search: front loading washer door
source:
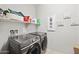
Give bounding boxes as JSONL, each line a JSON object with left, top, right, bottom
{"left": 27, "top": 43, "right": 41, "bottom": 54}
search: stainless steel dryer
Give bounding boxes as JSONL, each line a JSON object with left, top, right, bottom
{"left": 29, "top": 32, "right": 47, "bottom": 54}
{"left": 8, "top": 33, "right": 41, "bottom": 54}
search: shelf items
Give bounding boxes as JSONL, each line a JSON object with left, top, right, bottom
{"left": 0, "top": 8, "right": 41, "bottom": 26}
{"left": 0, "top": 15, "right": 41, "bottom": 27}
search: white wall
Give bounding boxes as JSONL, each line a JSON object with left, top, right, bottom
{"left": 36, "top": 4, "right": 78, "bottom": 53}
{"left": 0, "top": 4, "right": 36, "bottom": 52}
{"left": 74, "top": 5, "right": 79, "bottom": 44}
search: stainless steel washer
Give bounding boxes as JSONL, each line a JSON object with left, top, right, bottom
{"left": 29, "top": 32, "right": 47, "bottom": 54}
{"left": 8, "top": 33, "right": 41, "bottom": 54}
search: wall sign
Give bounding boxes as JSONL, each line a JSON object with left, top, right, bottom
{"left": 48, "top": 16, "right": 56, "bottom": 31}
{"left": 57, "top": 21, "right": 64, "bottom": 27}
{"left": 71, "top": 24, "right": 79, "bottom": 26}
{"left": 58, "top": 24, "right": 64, "bottom": 27}
{"left": 64, "top": 16, "right": 71, "bottom": 20}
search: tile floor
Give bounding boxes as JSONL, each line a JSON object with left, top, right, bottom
{"left": 45, "top": 49, "right": 63, "bottom": 54}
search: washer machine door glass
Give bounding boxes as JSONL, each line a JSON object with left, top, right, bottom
{"left": 27, "top": 43, "right": 41, "bottom": 54}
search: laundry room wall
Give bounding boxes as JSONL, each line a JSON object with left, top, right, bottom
{"left": 0, "top": 4, "right": 36, "bottom": 52}
{"left": 74, "top": 5, "right": 79, "bottom": 46}
{"left": 36, "top": 4, "right": 78, "bottom": 53}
